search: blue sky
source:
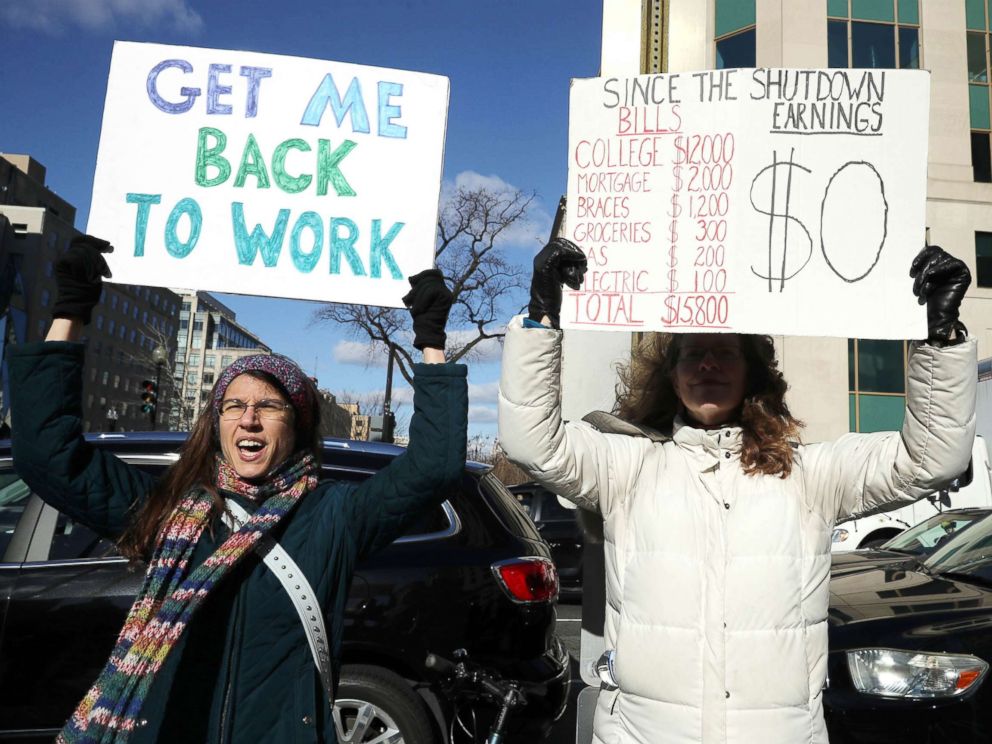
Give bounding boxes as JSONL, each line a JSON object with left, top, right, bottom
{"left": 0, "top": 0, "right": 603, "bottom": 439}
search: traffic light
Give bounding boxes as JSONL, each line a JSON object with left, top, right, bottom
{"left": 140, "top": 379, "right": 158, "bottom": 414}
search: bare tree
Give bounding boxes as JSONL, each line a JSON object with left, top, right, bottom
{"left": 486, "top": 441, "right": 532, "bottom": 486}
{"left": 312, "top": 184, "right": 536, "bottom": 384}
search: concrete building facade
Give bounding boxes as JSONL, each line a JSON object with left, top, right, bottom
{"left": 577, "top": 0, "right": 992, "bottom": 443}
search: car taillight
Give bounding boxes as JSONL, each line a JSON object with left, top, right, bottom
{"left": 491, "top": 557, "right": 559, "bottom": 603}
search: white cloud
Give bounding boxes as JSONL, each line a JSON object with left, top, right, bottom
{"left": 333, "top": 332, "right": 504, "bottom": 368}
{"left": 441, "top": 171, "right": 553, "bottom": 251}
{"left": 468, "top": 381, "right": 499, "bottom": 405}
{"left": 2, "top": 0, "right": 204, "bottom": 34}
{"left": 468, "top": 405, "right": 498, "bottom": 423}
{"left": 390, "top": 387, "right": 415, "bottom": 405}
{"left": 332, "top": 340, "right": 389, "bottom": 367}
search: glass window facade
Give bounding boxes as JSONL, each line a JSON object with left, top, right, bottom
{"left": 848, "top": 338, "right": 908, "bottom": 432}
{"left": 827, "top": 0, "right": 920, "bottom": 70}
{"left": 715, "top": 0, "right": 756, "bottom": 68}
{"left": 977, "top": 231, "right": 992, "bottom": 287}
{"left": 969, "top": 0, "right": 992, "bottom": 180}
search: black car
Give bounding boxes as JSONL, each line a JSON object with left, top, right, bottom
{"left": 825, "top": 512, "right": 992, "bottom": 743}
{"left": 509, "top": 482, "right": 584, "bottom": 598}
{"left": 0, "top": 433, "right": 569, "bottom": 743}
{"left": 830, "top": 508, "right": 992, "bottom": 578}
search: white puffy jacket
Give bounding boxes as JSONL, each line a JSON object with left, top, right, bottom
{"left": 497, "top": 316, "right": 977, "bottom": 744}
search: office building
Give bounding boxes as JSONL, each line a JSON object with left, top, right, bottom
{"left": 0, "top": 154, "right": 180, "bottom": 432}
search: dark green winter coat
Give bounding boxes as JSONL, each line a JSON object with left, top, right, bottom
{"left": 8, "top": 341, "right": 468, "bottom": 743}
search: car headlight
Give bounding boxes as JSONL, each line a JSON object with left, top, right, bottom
{"left": 847, "top": 648, "right": 988, "bottom": 698}
{"left": 832, "top": 528, "right": 850, "bottom": 543}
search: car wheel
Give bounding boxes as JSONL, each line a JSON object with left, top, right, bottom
{"left": 859, "top": 536, "right": 893, "bottom": 549}
{"left": 334, "top": 664, "right": 435, "bottom": 744}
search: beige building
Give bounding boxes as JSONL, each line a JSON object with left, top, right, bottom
{"left": 573, "top": 0, "right": 992, "bottom": 442}
{"left": 316, "top": 390, "right": 360, "bottom": 438}
{"left": 340, "top": 402, "right": 372, "bottom": 441}
{"left": 0, "top": 154, "right": 181, "bottom": 433}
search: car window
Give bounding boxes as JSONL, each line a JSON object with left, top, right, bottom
{"left": 0, "top": 470, "right": 32, "bottom": 558}
{"left": 886, "top": 514, "right": 983, "bottom": 555}
{"left": 514, "top": 492, "right": 537, "bottom": 519}
{"left": 927, "top": 514, "right": 992, "bottom": 574}
{"left": 50, "top": 515, "right": 120, "bottom": 560}
{"left": 540, "top": 491, "right": 577, "bottom": 522}
{"left": 49, "top": 461, "right": 167, "bottom": 561}
{"left": 482, "top": 474, "right": 542, "bottom": 542}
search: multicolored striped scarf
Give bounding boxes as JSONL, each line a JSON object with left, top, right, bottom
{"left": 57, "top": 452, "right": 319, "bottom": 744}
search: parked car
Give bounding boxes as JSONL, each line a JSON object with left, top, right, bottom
{"left": 830, "top": 508, "right": 992, "bottom": 578}
{"left": 0, "top": 433, "right": 569, "bottom": 743}
{"left": 509, "top": 482, "right": 584, "bottom": 598}
{"left": 824, "top": 511, "right": 992, "bottom": 743}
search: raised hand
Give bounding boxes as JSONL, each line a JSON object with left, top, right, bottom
{"left": 403, "top": 269, "right": 453, "bottom": 351}
{"left": 910, "top": 245, "right": 970, "bottom": 345}
{"left": 53, "top": 234, "right": 113, "bottom": 325}
{"left": 528, "top": 238, "right": 588, "bottom": 329}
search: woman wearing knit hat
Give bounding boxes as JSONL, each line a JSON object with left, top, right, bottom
{"left": 7, "top": 234, "right": 468, "bottom": 743}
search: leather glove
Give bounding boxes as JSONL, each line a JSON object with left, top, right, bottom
{"left": 53, "top": 234, "right": 113, "bottom": 324}
{"left": 909, "top": 245, "right": 970, "bottom": 345}
{"left": 403, "top": 269, "right": 453, "bottom": 351}
{"left": 528, "top": 238, "right": 588, "bottom": 329}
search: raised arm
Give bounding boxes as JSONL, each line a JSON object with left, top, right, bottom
{"left": 339, "top": 269, "right": 469, "bottom": 557}
{"left": 10, "top": 235, "right": 155, "bottom": 539}
{"left": 807, "top": 245, "right": 977, "bottom": 522}
{"left": 499, "top": 239, "right": 644, "bottom": 516}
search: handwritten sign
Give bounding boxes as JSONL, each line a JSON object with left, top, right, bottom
{"left": 563, "top": 68, "right": 930, "bottom": 338}
{"left": 88, "top": 41, "right": 449, "bottom": 307}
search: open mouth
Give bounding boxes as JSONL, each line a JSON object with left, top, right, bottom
{"left": 236, "top": 438, "right": 267, "bottom": 461}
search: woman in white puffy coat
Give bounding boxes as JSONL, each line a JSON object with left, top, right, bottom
{"left": 498, "top": 240, "right": 977, "bottom": 744}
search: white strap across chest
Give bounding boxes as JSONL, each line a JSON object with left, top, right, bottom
{"left": 223, "top": 500, "right": 334, "bottom": 705}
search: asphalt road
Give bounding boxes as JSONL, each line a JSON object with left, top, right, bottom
{"left": 546, "top": 601, "right": 584, "bottom": 744}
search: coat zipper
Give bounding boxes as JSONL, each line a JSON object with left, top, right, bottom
{"left": 217, "top": 521, "right": 245, "bottom": 744}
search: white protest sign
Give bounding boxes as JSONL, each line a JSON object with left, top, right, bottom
{"left": 564, "top": 68, "right": 930, "bottom": 338}
{"left": 88, "top": 41, "right": 449, "bottom": 307}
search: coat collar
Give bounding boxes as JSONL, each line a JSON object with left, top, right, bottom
{"left": 672, "top": 415, "right": 743, "bottom": 453}
{"left": 581, "top": 411, "right": 744, "bottom": 453}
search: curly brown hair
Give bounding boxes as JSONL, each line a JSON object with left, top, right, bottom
{"left": 117, "top": 370, "right": 322, "bottom": 561}
{"left": 614, "top": 333, "right": 803, "bottom": 478}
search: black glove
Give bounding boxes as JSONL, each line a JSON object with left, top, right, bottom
{"left": 909, "top": 245, "right": 971, "bottom": 345}
{"left": 528, "top": 238, "right": 588, "bottom": 329}
{"left": 52, "top": 234, "right": 113, "bottom": 325}
{"left": 403, "top": 269, "right": 453, "bottom": 351}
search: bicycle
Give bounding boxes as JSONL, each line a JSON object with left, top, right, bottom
{"left": 425, "top": 649, "right": 529, "bottom": 744}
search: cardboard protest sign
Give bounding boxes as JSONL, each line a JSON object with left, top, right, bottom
{"left": 88, "top": 41, "right": 449, "bottom": 307}
{"left": 564, "top": 68, "right": 930, "bottom": 338}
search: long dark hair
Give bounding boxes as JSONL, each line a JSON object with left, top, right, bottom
{"left": 614, "top": 333, "right": 803, "bottom": 478}
{"left": 118, "top": 370, "right": 321, "bottom": 561}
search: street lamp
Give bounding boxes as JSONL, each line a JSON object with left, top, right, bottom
{"left": 151, "top": 344, "right": 168, "bottom": 431}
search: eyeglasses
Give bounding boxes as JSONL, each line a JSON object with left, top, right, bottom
{"left": 677, "top": 347, "right": 743, "bottom": 366}
{"left": 219, "top": 399, "right": 293, "bottom": 421}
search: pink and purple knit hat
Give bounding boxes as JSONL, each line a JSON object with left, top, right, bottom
{"left": 213, "top": 354, "right": 317, "bottom": 431}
